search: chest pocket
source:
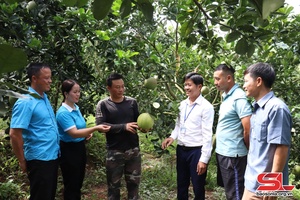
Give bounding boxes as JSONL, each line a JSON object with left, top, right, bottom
{"left": 252, "top": 120, "right": 267, "bottom": 142}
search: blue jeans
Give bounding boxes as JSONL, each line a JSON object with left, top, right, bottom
{"left": 176, "top": 145, "right": 206, "bottom": 200}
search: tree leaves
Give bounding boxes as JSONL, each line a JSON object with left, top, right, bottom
{"left": 61, "top": 0, "right": 89, "bottom": 7}
{"left": 61, "top": 0, "right": 77, "bottom": 7}
{"left": 249, "top": 0, "right": 285, "bottom": 19}
{"left": 92, "top": 0, "right": 115, "bottom": 20}
{"left": 136, "top": 0, "right": 154, "bottom": 22}
{"left": 3, "top": 0, "right": 22, "bottom": 4}
{"left": 226, "top": 31, "right": 241, "bottom": 43}
{"left": 262, "top": 0, "right": 284, "bottom": 19}
{"left": 0, "top": 44, "right": 27, "bottom": 74}
{"left": 234, "top": 38, "right": 255, "bottom": 57}
{"left": 92, "top": 0, "right": 153, "bottom": 21}
{"left": 180, "top": 19, "right": 194, "bottom": 38}
{"left": 235, "top": 38, "right": 248, "bottom": 55}
{"left": 120, "top": 0, "right": 132, "bottom": 19}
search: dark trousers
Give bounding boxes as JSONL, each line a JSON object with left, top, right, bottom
{"left": 106, "top": 147, "right": 141, "bottom": 200}
{"left": 27, "top": 159, "right": 59, "bottom": 200}
{"left": 176, "top": 145, "right": 207, "bottom": 200}
{"left": 216, "top": 153, "right": 247, "bottom": 200}
{"left": 60, "top": 141, "right": 87, "bottom": 200}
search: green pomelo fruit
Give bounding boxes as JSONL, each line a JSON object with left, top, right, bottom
{"left": 144, "top": 77, "right": 157, "bottom": 89}
{"left": 26, "top": 1, "right": 37, "bottom": 10}
{"left": 137, "top": 113, "right": 154, "bottom": 131}
{"left": 201, "top": 86, "right": 210, "bottom": 95}
{"left": 293, "top": 165, "right": 300, "bottom": 177}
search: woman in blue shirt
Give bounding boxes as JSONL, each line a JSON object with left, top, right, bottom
{"left": 56, "top": 79, "right": 110, "bottom": 200}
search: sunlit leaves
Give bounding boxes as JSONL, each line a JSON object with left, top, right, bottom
{"left": 262, "top": 0, "right": 284, "bottom": 19}
{"left": 95, "top": 30, "right": 111, "bottom": 40}
{"left": 116, "top": 50, "right": 139, "bottom": 58}
{"left": 249, "top": 0, "right": 285, "bottom": 19}
{"left": 180, "top": 19, "right": 194, "bottom": 38}
{"left": 91, "top": 0, "right": 153, "bottom": 21}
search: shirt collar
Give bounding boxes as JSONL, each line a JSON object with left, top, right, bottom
{"left": 222, "top": 83, "right": 239, "bottom": 100}
{"left": 28, "top": 86, "right": 46, "bottom": 99}
{"left": 62, "top": 102, "right": 78, "bottom": 112}
{"left": 185, "top": 94, "right": 203, "bottom": 105}
{"left": 253, "top": 91, "right": 274, "bottom": 109}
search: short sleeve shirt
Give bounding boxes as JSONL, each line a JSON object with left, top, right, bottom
{"left": 56, "top": 103, "right": 86, "bottom": 143}
{"left": 215, "top": 84, "right": 252, "bottom": 157}
{"left": 10, "top": 87, "right": 60, "bottom": 161}
{"left": 244, "top": 91, "right": 292, "bottom": 192}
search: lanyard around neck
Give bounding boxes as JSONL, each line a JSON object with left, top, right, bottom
{"left": 184, "top": 103, "right": 196, "bottom": 122}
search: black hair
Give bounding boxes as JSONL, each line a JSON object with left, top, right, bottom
{"left": 106, "top": 73, "right": 123, "bottom": 87}
{"left": 183, "top": 72, "right": 204, "bottom": 86}
{"left": 215, "top": 64, "right": 235, "bottom": 78}
{"left": 61, "top": 79, "right": 78, "bottom": 102}
{"left": 26, "top": 63, "right": 51, "bottom": 82}
{"left": 244, "top": 62, "right": 275, "bottom": 88}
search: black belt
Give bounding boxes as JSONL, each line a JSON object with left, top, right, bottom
{"left": 178, "top": 145, "right": 202, "bottom": 151}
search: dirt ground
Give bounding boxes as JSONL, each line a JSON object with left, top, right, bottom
{"left": 82, "top": 185, "right": 217, "bottom": 200}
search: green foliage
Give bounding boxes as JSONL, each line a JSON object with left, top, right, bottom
{"left": 0, "top": 134, "right": 28, "bottom": 199}
{"left": 0, "top": 180, "right": 27, "bottom": 200}
{"left": 86, "top": 134, "right": 107, "bottom": 166}
{"left": 0, "top": 135, "right": 20, "bottom": 178}
{"left": 119, "top": 0, "right": 131, "bottom": 19}
{"left": 85, "top": 118, "right": 107, "bottom": 167}
{"left": 292, "top": 188, "right": 300, "bottom": 200}
{"left": 0, "top": 44, "right": 27, "bottom": 73}
{"left": 249, "top": 0, "right": 285, "bottom": 19}
{"left": 140, "top": 154, "right": 177, "bottom": 199}
{"left": 93, "top": 0, "right": 114, "bottom": 20}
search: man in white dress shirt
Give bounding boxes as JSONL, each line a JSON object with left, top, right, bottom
{"left": 161, "top": 72, "right": 215, "bottom": 200}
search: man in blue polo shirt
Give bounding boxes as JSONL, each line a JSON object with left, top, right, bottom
{"left": 242, "top": 62, "right": 292, "bottom": 199}
{"left": 214, "top": 64, "right": 252, "bottom": 200}
{"left": 10, "top": 63, "right": 60, "bottom": 200}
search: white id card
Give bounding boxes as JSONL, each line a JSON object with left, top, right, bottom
{"left": 180, "top": 126, "right": 186, "bottom": 134}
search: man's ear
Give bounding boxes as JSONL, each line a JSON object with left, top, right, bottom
{"left": 198, "top": 84, "right": 203, "bottom": 91}
{"left": 32, "top": 75, "right": 37, "bottom": 83}
{"left": 227, "top": 74, "right": 233, "bottom": 82}
{"left": 256, "top": 77, "right": 263, "bottom": 87}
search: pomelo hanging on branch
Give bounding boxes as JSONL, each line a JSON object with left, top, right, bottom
{"left": 144, "top": 77, "right": 157, "bottom": 89}
{"left": 201, "top": 86, "right": 210, "bottom": 95}
{"left": 137, "top": 112, "right": 154, "bottom": 132}
{"left": 293, "top": 165, "right": 300, "bottom": 178}
{"left": 26, "top": 1, "right": 37, "bottom": 10}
